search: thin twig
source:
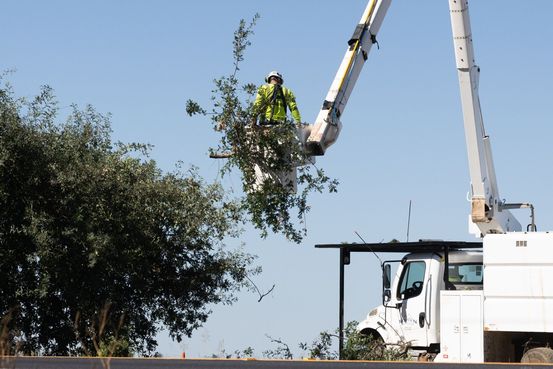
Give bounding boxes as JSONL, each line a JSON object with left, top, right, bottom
{"left": 246, "top": 275, "right": 275, "bottom": 302}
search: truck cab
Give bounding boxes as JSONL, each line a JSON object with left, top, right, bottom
{"left": 357, "top": 250, "right": 483, "bottom": 355}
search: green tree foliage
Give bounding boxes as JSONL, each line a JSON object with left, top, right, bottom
{"left": 0, "top": 78, "right": 255, "bottom": 356}
{"left": 209, "top": 322, "right": 408, "bottom": 361}
{"left": 262, "top": 335, "right": 294, "bottom": 360}
{"left": 186, "top": 16, "right": 338, "bottom": 243}
{"left": 301, "top": 321, "right": 408, "bottom": 361}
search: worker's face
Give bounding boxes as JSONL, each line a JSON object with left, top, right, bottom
{"left": 269, "top": 77, "right": 282, "bottom": 85}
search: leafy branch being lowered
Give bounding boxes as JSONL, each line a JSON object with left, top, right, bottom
{"left": 186, "top": 15, "right": 338, "bottom": 243}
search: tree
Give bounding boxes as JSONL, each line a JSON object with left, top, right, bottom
{"left": 186, "top": 16, "right": 338, "bottom": 243}
{"left": 0, "top": 78, "right": 255, "bottom": 356}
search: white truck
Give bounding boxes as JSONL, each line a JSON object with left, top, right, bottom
{"left": 356, "top": 234, "right": 553, "bottom": 363}
{"left": 312, "top": 0, "right": 553, "bottom": 364}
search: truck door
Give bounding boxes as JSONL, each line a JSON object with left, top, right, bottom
{"left": 396, "top": 259, "right": 429, "bottom": 347}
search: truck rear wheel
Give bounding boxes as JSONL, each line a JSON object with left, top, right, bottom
{"left": 521, "top": 347, "right": 553, "bottom": 363}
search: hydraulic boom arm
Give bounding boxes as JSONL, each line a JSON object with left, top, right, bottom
{"left": 449, "top": 0, "right": 529, "bottom": 236}
{"left": 305, "top": 0, "right": 391, "bottom": 156}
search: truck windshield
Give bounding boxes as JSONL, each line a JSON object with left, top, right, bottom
{"left": 448, "top": 263, "right": 483, "bottom": 284}
{"left": 397, "top": 261, "right": 426, "bottom": 300}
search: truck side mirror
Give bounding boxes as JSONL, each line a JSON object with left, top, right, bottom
{"left": 382, "top": 264, "right": 392, "bottom": 305}
{"left": 383, "top": 264, "right": 391, "bottom": 289}
{"left": 383, "top": 289, "right": 391, "bottom": 303}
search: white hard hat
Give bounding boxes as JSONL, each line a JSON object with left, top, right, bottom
{"left": 265, "top": 70, "right": 283, "bottom": 83}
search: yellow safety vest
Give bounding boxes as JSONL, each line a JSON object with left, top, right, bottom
{"left": 253, "top": 84, "right": 301, "bottom": 124}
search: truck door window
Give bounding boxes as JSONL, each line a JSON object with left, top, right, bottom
{"left": 397, "top": 261, "right": 426, "bottom": 300}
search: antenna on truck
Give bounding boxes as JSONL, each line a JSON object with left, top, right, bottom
{"left": 406, "top": 200, "right": 412, "bottom": 242}
{"left": 354, "top": 231, "right": 384, "bottom": 266}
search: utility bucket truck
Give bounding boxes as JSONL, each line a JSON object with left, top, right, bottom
{"left": 316, "top": 0, "right": 553, "bottom": 364}
{"left": 340, "top": 236, "right": 553, "bottom": 363}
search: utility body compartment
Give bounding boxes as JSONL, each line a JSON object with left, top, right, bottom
{"left": 483, "top": 232, "right": 553, "bottom": 333}
{"left": 436, "top": 290, "right": 484, "bottom": 363}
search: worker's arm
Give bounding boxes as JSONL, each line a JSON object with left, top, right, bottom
{"left": 252, "top": 85, "right": 269, "bottom": 123}
{"left": 284, "top": 88, "right": 301, "bottom": 123}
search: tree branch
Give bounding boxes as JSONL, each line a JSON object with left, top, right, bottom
{"left": 246, "top": 275, "right": 275, "bottom": 302}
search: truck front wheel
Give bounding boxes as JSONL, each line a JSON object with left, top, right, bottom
{"left": 521, "top": 347, "right": 553, "bottom": 363}
{"left": 359, "top": 329, "right": 385, "bottom": 359}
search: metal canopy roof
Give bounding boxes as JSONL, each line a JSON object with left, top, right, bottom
{"left": 315, "top": 240, "right": 482, "bottom": 253}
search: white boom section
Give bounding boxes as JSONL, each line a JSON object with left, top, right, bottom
{"left": 305, "top": 0, "right": 391, "bottom": 156}
{"left": 449, "top": 0, "right": 521, "bottom": 236}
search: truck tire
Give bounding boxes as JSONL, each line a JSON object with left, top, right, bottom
{"left": 359, "top": 329, "right": 385, "bottom": 359}
{"left": 521, "top": 347, "right": 553, "bottom": 363}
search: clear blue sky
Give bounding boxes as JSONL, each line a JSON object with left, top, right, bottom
{"left": 2, "top": 0, "right": 553, "bottom": 358}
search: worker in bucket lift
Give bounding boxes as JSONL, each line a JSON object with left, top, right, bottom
{"left": 252, "top": 71, "right": 303, "bottom": 193}
{"left": 253, "top": 71, "right": 302, "bottom": 126}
